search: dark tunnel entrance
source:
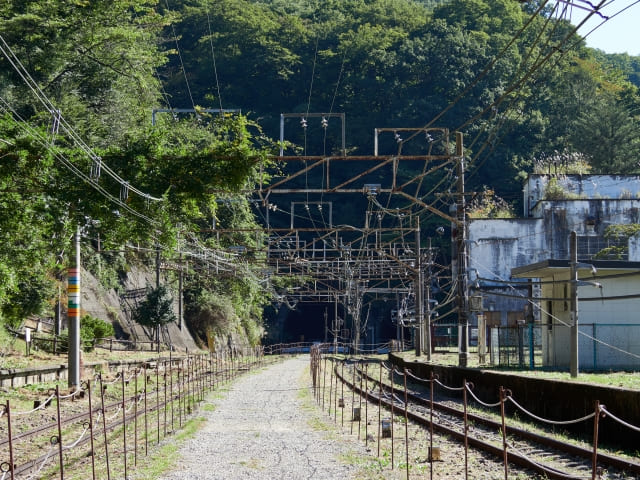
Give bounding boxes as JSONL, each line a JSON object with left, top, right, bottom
{"left": 267, "top": 300, "right": 398, "bottom": 347}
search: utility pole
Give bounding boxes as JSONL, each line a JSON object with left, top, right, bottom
{"left": 178, "top": 252, "right": 183, "bottom": 330}
{"left": 68, "top": 225, "right": 81, "bottom": 388}
{"left": 415, "top": 217, "right": 423, "bottom": 356}
{"left": 425, "top": 239, "right": 432, "bottom": 362}
{"left": 455, "top": 132, "right": 469, "bottom": 368}
{"left": 155, "top": 243, "right": 161, "bottom": 354}
{"left": 570, "top": 231, "right": 579, "bottom": 377}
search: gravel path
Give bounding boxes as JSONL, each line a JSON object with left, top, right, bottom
{"left": 157, "top": 356, "right": 367, "bottom": 480}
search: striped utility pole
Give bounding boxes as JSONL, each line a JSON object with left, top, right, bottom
{"left": 68, "top": 225, "right": 81, "bottom": 387}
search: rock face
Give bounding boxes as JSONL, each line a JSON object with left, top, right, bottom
{"left": 78, "top": 264, "right": 199, "bottom": 352}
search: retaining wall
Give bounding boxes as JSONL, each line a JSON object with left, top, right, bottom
{"left": 0, "top": 358, "right": 166, "bottom": 389}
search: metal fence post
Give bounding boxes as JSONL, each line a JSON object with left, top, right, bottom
{"left": 592, "top": 400, "right": 601, "bottom": 480}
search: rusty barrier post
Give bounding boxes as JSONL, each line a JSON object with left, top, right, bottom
{"left": 213, "top": 353, "right": 217, "bottom": 390}
{"left": 378, "top": 363, "right": 382, "bottom": 458}
{"left": 390, "top": 367, "right": 395, "bottom": 470}
{"left": 121, "top": 371, "right": 128, "bottom": 479}
{"left": 156, "top": 363, "right": 160, "bottom": 444}
{"left": 329, "top": 358, "right": 334, "bottom": 418}
{"left": 198, "top": 355, "right": 203, "bottom": 401}
{"left": 341, "top": 360, "right": 345, "bottom": 427}
{"left": 55, "top": 386, "right": 64, "bottom": 480}
{"left": 218, "top": 351, "right": 221, "bottom": 387}
{"left": 204, "top": 354, "right": 208, "bottom": 396}
{"left": 85, "top": 381, "right": 96, "bottom": 480}
{"left": 592, "top": 400, "right": 601, "bottom": 480}
{"left": 98, "top": 375, "right": 111, "bottom": 480}
{"left": 186, "top": 356, "right": 191, "bottom": 416}
{"left": 191, "top": 356, "right": 195, "bottom": 412}
{"left": 143, "top": 367, "right": 148, "bottom": 456}
{"left": 193, "top": 355, "right": 197, "bottom": 402}
{"left": 184, "top": 357, "right": 189, "bottom": 418}
{"left": 358, "top": 361, "right": 363, "bottom": 440}
{"left": 209, "top": 353, "right": 213, "bottom": 391}
{"left": 403, "top": 369, "right": 410, "bottom": 480}
{"left": 134, "top": 370, "right": 138, "bottom": 466}
{"left": 322, "top": 355, "right": 327, "bottom": 410}
{"left": 195, "top": 356, "right": 200, "bottom": 402}
{"left": 463, "top": 380, "right": 470, "bottom": 480}
{"left": 500, "top": 386, "right": 509, "bottom": 480}
{"left": 4, "top": 401, "right": 15, "bottom": 480}
{"left": 429, "top": 372, "right": 436, "bottom": 480}
{"left": 169, "top": 361, "right": 174, "bottom": 433}
{"left": 333, "top": 359, "right": 338, "bottom": 423}
{"left": 177, "top": 364, "right": 183, "bottom": 428}
{"left": 163, "top": 362, "right": 167, "bottom": 438}
{"left": 364, "top": 363, "right": 369, "bottom": 446}
{"left": 350, "top": 362, "right": 356, "bottom": 435}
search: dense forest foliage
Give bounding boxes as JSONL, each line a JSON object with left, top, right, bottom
{"left": 1, "top": 0, "right": 640, "bottom": 344}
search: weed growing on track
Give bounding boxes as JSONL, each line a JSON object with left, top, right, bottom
{"left": 128, "top": 415, "right": 207, "bottom": 480}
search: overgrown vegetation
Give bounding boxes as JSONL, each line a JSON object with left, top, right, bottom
{"left": 33, "top": 314, "right": 115, "bottom": 353}
{"left": 594, "top": 224, "right": 640, "bottom": 260}
{"left": 467, "top": 188, "right": 515, "bottom": 219}
{"left": 1, "top": 0, "right": 640, "bottom": 346}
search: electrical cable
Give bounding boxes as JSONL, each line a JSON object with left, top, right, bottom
{"left": 164, "top": 0, "right": 196, "bottom": 111}
{"left": 205, "top": 6, "right": 224, "bottom": 112}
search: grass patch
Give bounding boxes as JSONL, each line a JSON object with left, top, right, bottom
{"left": 130, "top": 415, "right": 207, "bottom": 480}
{"left": 397, "top": 351, "right": 640, "bottom": 390}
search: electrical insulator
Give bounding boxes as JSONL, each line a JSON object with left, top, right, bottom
{"left": 300, "top": 118, "right": 307, "bottom": 129}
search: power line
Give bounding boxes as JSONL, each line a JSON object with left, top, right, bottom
{"left": 0, "top": 34, "right": 163, "bottom": 206}
{"left": 164, "top": 0, "right": 196, "bottom": 110}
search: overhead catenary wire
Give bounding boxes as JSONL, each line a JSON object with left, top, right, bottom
{"left": 0, "top": 98, "right": 159, "bottom": 225}
{"left": 164, "top": 0, "right": 196, "bottom": 111}
{"left": 205, "top": 6, "right": 224, "bottom": 112}
{"left": 0, "top": 33, "right": 163, "bottom": 206}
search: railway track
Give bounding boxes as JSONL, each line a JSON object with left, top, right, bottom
{"left": 1, "top": 355, "right": 258, "bottom": 479}
{"left": 334, "top": 359, "right": 640, "bottom": 480}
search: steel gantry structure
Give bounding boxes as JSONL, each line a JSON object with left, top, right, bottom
{"left": 212, "top": 117, "right": 469, "bottom": 362}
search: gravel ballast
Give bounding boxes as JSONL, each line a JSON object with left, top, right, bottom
{"left": 157, "top": 356, "right": 367, "bottom": 480}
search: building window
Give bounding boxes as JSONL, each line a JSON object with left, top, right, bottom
{"left": 577, "top": 235, "right": 627, "bottom": 260}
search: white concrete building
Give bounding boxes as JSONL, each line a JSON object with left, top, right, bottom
{"left": 468, "top": 174, "right": 640, "bottom": 369}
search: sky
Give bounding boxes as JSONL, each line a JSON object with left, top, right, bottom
{"left": 567, "top": 0, "right": 640, "bottom": 55}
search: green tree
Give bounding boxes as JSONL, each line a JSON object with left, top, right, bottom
{"left": 571, "top": 94, "right": 640, "bottom": 173}
{"left": 133, "top": 284, "right": 176, "bottom": 351}
{"left": 133, "top": 284, "right": 177, "bottom": 329}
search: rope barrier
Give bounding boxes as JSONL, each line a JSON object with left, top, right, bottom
{"left": 12, "top": 393, "right": 56, "bottom": 416}
{"left": 465, "top": 383, "right": 502, "bottom": 408}
{"left": 507, "top": 396, "right": 595, "bottom": 425}
{"left": 21, "top": 445, "right": 56, "bottom": 480}
{"left": 600, "top": 405, "right": 640, "bottom": 432}
{"left": 434, "top": 377, "right": 465, "bottom": 392}
{"left": 62, "top": 423, "right": 89, "bottom": 450}
{"left": 405, "top": 369, "right": 428, "bottom": 382}
{"left": 106, "top": 403, "right": 123, "bottom": 421}
{"left": 58, "top": 388, "right": 84, "bottom": 400}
